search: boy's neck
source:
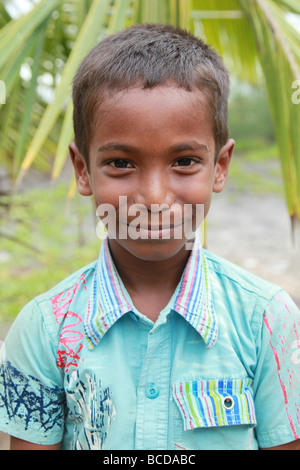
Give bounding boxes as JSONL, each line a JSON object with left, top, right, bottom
{"left": 108, "top": 238, "right": 190, "bottom": 322}
{"left": 108, "top": 238, "right": 190, "bottom": 299}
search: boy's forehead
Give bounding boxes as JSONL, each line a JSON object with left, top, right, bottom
{"left": 93, "top": 85, "right": 212, "bottom": 131}
{"left": 99, "top": 84, "right": 208, "bottom": 109}
{"left": 90, "top": 85, "right": 216, "bottom": 158}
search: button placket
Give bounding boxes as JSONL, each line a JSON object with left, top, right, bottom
{"left": 135, "top": 325, "right": 171, "bottom": 450}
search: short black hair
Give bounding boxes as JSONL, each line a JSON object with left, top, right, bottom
{"left": 72, "top": 24, "right": 230, "bottom": 167}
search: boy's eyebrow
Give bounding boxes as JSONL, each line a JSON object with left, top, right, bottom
{"left": 97, "top": 141, "right": 209, "bottom": 154}
{"left": 169, "top": 141, "right": 209, "bottom": 153}
{"left": 98, "top": 143, "right": 134, "bottom": 153}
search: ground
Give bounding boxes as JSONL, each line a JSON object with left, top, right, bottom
{"left": 207, "top": 178, "right": 300, "bottom": 307}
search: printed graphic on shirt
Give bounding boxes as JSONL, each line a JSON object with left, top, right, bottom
{"left": 0, "top": 360, "right": 65, "bottom": 436}
{"left": 51, "top": 273, "right": 87, "bottom": 372}
{"left": 263, "top": 293, "right": 300, "bottom": 440}
{"left": 65, "top": 369, "right": 116, "bottom": 450}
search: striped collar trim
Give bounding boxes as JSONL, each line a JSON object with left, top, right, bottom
{"left": 84, "top": 236, "right": 132, "bottom": 349}
{"left": 84, "top": 235, "right": 218, "bottom": 350}
{"left": 170, "top": 236, "right": 218, "bottom": 349}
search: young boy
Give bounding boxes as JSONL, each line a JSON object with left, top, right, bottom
{"left": 1, "top": 24, "right": 299, "bottom": 451}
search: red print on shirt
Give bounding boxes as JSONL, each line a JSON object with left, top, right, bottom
{"left": 51, "top": 274, "right": 87, "bottom": 372}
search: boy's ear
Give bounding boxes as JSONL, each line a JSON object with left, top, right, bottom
{"left": 213, "top": 139, "right": 235, "bottom": 193}
{"left": 69, "top": 142, "right": 93, "bottom": 196}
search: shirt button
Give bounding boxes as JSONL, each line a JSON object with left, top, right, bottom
{"left": 145, "top": 383, "right": 160, "bottom": 399}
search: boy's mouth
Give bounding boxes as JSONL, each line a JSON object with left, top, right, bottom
{"left": 128, "top": 223, "right": 183, "bottom": 239}
{"left": 116, "top": 219, "right": 195, "bottom": 240}
{"left": 129, "top": 223, "right": 179, "bottom": 230}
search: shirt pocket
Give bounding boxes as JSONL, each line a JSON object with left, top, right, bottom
{"left": 172, "top": 378, "right": 256, "bottom": 431}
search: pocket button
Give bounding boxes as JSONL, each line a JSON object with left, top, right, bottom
{"left": 223, "top": 396, "right": 234, "bottom": 410}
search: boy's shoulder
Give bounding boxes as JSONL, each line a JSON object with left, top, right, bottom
{"left": 35, "top": 259, "right": 97, "bottom": 305}
{"left": 204, "top": 248, "right": 282, "bottom": 303}
{"left": 6, "top": 260, "right": 98, "bottom": 369}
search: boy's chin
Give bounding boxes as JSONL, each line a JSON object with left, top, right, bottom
{"left": 111, "top": 236, "right": 193, "bottom": 262}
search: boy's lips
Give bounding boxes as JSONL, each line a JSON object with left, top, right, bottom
{"left": 129, "top": 224, "right": 180, "bottom": 230}
{"left": 117, "top": 217, "right": 194, "bottom": 230}
{"left": 114, "top": 220, "right": 191, "bottom": 240}
{"left": 130, "top": 224, "right": 182, "bottom": 239}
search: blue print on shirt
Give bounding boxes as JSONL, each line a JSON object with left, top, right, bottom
{"left": 65, "top": 369, "right": 115, "bottom": 450}
{"left": 0, "top": 360, "right": 65, "bottom": 433}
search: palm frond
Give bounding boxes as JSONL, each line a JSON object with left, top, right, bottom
{"left": 239, "top": 0, "right": 300, "bottom": 220}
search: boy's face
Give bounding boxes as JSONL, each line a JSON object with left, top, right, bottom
{"left": 70, "top": 85, "right": 234, "bottom": 262}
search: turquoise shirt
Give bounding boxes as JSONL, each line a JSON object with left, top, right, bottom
{"left": 0, "top": 236, "right": 299, "bottom": 450}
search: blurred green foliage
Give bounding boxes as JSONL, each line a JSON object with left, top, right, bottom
{"left": 229, "top": 80, "right": 275, "bottom": 151}
{"left": 0, "top": 182, "right": 99, "bottom": 320}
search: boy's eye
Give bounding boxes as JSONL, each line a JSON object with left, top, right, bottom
{"left": 174, "top": 157, "right": 198, "bottom": 167}
{"left": 108, "top": 159, "right": 133, "bottom": 169}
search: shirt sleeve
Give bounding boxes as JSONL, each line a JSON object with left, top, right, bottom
{"left": 253, "top": 290, "right": 300, "bottom": 448}
{"left": 0, "top": 299, "right": 65, "bottom": 445}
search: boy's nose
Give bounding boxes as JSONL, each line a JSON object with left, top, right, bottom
{"left": 134, "top": 172, "right": 174, "bottom": 208}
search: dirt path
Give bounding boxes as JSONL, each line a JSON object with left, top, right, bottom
{"left": 206, "top": 183, "right": 300, "bottom": 307}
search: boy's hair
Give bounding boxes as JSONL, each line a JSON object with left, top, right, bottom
{"left": 72, "top": 24, "right": 230, "bottom": 168}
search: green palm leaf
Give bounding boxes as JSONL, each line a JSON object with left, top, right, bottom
{"left": 17, "top": 0, "right": 114, "bottom": 183}
{"left": 239, "top": 0, "right": 300, "bottom": 220}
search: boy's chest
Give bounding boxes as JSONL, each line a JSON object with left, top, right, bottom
{"left": 61, "top": 311, "right": 258, "bottom": 450}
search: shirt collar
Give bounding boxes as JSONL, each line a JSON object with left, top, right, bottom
{"left": 84, "top": 235, "right": 218, "bottom": 350}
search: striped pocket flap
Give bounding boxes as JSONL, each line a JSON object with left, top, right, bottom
{"left": 172, "top": 378, "right": 256, "bottom": 431}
